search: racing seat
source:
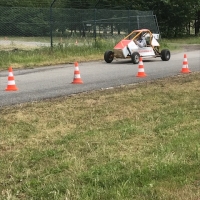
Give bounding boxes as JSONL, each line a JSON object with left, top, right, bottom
{"left": 146, "top": 41, "right": 151, "bottom": 46}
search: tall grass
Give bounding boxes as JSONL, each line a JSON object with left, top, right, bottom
{"left": 0, "top": 38, "right": 115, "bottom": 70}
{"left": 1, "top": 36, "right": 199, "bottom": 70}
{"left": 0, "top": 73, "right": 200, "bottom": 199}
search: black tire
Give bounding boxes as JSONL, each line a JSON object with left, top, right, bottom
{"left": 104, "top": 50, "right": 114, "bottom": 63}
{"left": 161, "top": 49, "right": 170, "bottom": 61}
{"left": 131, "top": 52, "right": 140, "bottom": 64}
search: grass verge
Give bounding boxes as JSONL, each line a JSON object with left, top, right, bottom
{"left": 0, "top": 38, "right": 113, "bottom": 70}
{"left": 0, "top": 72, "right": 200, "bottom": 199}
{"left": 0, "top": 36, "right": 197, "bottom": 70}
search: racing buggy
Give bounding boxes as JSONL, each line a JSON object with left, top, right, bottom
{"left": 104, "top": 29, "right": 170, "bottom": 64}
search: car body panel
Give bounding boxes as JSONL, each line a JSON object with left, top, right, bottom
{"left": 113, "top": 29, "right": 160, "bottom": 58}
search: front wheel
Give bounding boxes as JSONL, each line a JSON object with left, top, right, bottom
{"left": 161, "top": 49, "right": 170, "bottom": 61}
{"left": 104, "top": 50, "right": 114, "bottom": 63}
{"left": 131, "top": 52, "right": 140, "bottom": 64}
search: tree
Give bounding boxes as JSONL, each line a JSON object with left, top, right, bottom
{"left": 0, "top": 0, "right": 199, "bottom": 38}
{"left": 133, "top": 0, "right": 197, "bottom": 37}
{"left": 0, "top": 7, "right": 49, "bottom": 36}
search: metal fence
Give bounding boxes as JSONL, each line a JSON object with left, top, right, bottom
{"left": 0, "top": 6, "right": 159, "bottom": 49}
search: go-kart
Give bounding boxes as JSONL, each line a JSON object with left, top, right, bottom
{"left": 104, "top": 29, "right": 170, "bottom": 64}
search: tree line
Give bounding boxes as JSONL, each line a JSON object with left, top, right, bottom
{"left": 0, "top": 0, "right": 199, "bottom": 38}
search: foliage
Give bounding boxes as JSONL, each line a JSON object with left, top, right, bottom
{"left": 0, "top": 7, "right": 49, "bottom": 37}
{"left": 0, "top": 0, "right": 200, "bottom": 37}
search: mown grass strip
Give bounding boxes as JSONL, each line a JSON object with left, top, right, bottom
{"left": 0, "top": 73, "right": 200, "bottom": 199}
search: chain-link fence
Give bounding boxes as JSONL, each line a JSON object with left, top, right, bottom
{"left": 0, "top": 6, "right": 159, "bottom": 50}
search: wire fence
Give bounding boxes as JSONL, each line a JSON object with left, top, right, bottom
{"left": 0, "top": 6, "right": 159, "bottom": 50}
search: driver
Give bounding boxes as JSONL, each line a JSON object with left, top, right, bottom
{"left": 134, "top": 33, "right": 147, "bottom": 48}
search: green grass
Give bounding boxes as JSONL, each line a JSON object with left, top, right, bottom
{"left": 0, "top": 36, "right": 199, "bottom": 70}
{"left": 161, "top": 35, "right": 200, "bottom": 51}
{"left": 0, "top": 38, "right": 113, "bottom": 70}
{"left": 0, "top": 73, "right": 200, "bottom": 199}
{"left": 161, "top": 35, "right": 200, "bottom": 44}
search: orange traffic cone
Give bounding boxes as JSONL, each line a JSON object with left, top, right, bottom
{"left": 181, "top": 54, "right": 191, "bottom": 73}
{"left": 72, "top": 62, "right": 83, "bottom": 84}
{"left": 136, "top": 57, "right": 147, "bottom": 77}
{"left": 5, "top": 66, "right": 18, "bottom": 91}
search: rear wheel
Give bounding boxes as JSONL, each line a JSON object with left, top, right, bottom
{"left": 104, "top": 50, "right": 114, "bottom": 63}
{"left": 161, "top": 49, "right": 170, "bottom": 61}
{"left": 131, "top": 52, "right": 140, "bottom": 64}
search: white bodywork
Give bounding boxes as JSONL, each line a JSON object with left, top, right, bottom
{"left": 113, "top": 38, "right": 159, "bottom": 59}
{"left": 113, "top": 29, "right": 161, "bottom": 59}
{"left": 127, "top": 41, "right": 155, "bottom": 57}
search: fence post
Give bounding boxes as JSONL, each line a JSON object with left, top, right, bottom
{"left": 154, "top": 14, "right": 161, "bottom": 37}
{"left": 50, "top": 0, "right": 57, "bottom": 48}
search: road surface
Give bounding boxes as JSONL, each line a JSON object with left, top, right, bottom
{"left": 0, "top": 50, "right": 200, "bottom": 107}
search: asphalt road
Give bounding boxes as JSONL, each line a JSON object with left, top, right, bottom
{"left": 0, "top": 50, "right": 200, "bottom": 107}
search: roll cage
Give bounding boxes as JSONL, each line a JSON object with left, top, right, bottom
{"left": 124, "top": 29, "right": 160, "bottom": 54}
